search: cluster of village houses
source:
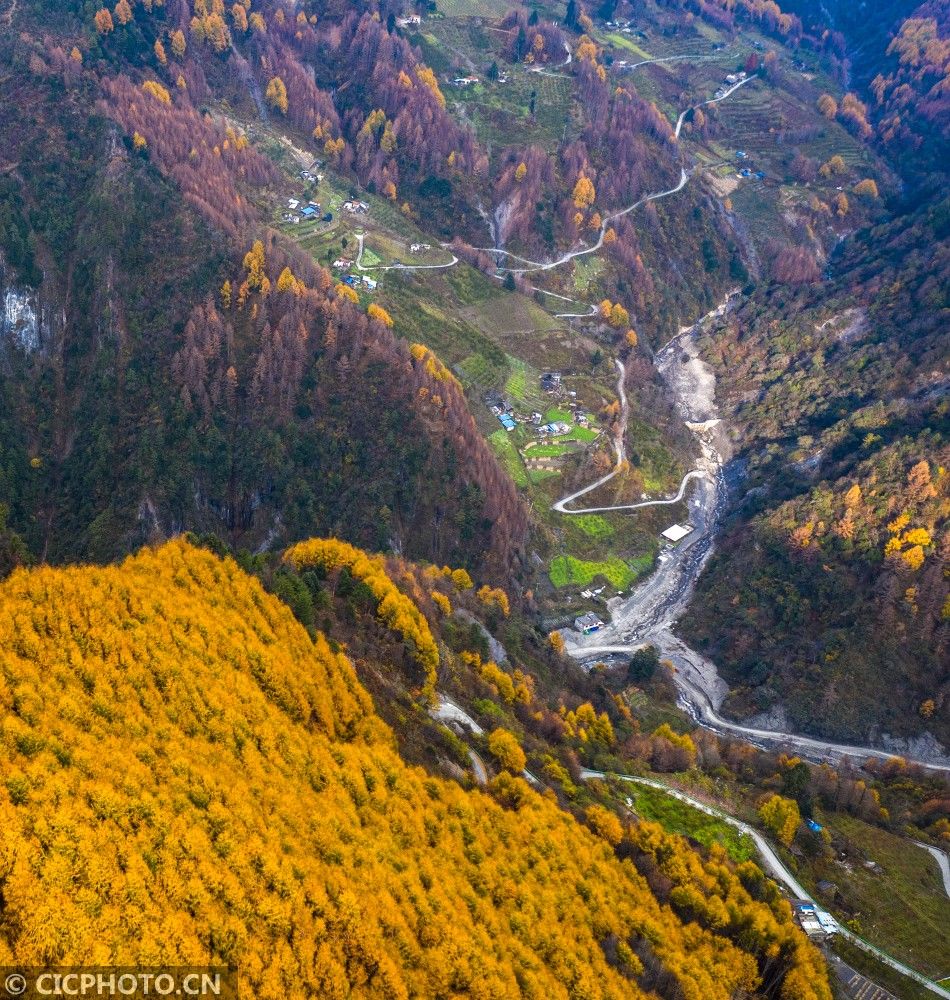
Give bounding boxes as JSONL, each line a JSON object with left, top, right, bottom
{"left": 733, "top": 148, "right": 766, "bottom": 181}
{"left": 713, "top": 72, "right": 769, "bottom": 182}
{"left": 602, "top": 19, "right": 648, "bottom": 36}
{"left": 487, "top": 372, "right": 593, "bottom": 437}
{"left": 282, "top": 167, "right": 371, "bottom": 225}
{"left": 331, "top": 260, "right": 377, "bottom": 293}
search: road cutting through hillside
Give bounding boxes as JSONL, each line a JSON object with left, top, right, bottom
{"left": 355, "top": 232, "right": 458, "bottom": 271}
{"left": 582, "top": 771, "right": 950, "bottom": 999}
{"left": 554, "top": 294, "right": 950, "bottom": 774}
{"left": 357, "top": 73, "right": 755, "bottom": 278}
{"left": 428, "top": 694, "right": 950, "bottom": 998}
{"left": 480, "top": 75, "right": 756, "bottom": 273}
{"left": 915, "top": 841, "right": 950, "bottom": 901}
{"left": 345, "top": 65, "right": 948, "bottom": 772}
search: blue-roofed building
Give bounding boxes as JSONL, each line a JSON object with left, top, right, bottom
{"left": 498, "top": 413, "right": 517, "bottom": 431}
{"left": 300, "top": 205, "right": 318, "bottom": 218}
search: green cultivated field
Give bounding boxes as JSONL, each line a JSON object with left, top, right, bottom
{"left": 626, "top": 783, "right": 758, "bottom": 863}
{"left": 549, "top": 555, "right": 640, "bottom": 590}
{"left": 488, "top": 429, "right": 529, "bottom": 487}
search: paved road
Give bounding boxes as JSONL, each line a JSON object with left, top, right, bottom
{"left": 355, "top": 232, "right": 458, "bottom": 272}
{"left": 580, "top": 655, "right": 950, "bottom": 771}
{"left": 526, "top": 285, "right": 600, "bottom": 318}
{"left": 674, "top": 73, "right": 756, "bottom": 138}
{"left": 551, "top": 358, "right": 629, "bottom": 512}
{"left": 476, "top": 75, "right": 756, "bottom": 274}
{"left": 550, "top": 357, "right": 712, "bottom": 516}
{"left": 467, "top": 748, "right": 488, "bottom": 785}
{"left": 557, "top": 467, "right": 708, "bottom": 515}
{"left": 915, "top": 841, "right": 950, "bottom": 901}
{"left": 432, "top": 690, "right": 949, "bottom": 993}
{"left": 583, "top": 769, "right": 812, "bottom": 897}
{"left": 430, "top": 693, "right": 541, "bottom": 786}
{"left": 583, "top": 770, "right": 950, "bottom": 999}
{"left": 482, "top": 168, "right": 690, "bottom": 274}
{"left": 431, "top": 693, "right": 484, "bottom": 735}
{"left": 557, "top": 296, "right": 950, "bottom": 774}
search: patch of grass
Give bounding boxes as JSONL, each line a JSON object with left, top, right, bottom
{"left": 455, "top": 352, "right": 498, "bottom": 387}
{"left": 829, "top": 936, "right": 936, "bottom": 1000}
{"left": 572, "top": 514, "right": 615, "bottom": 540}
{"left": 435, "top": 0, "right": 512, "bottom": 18}
{"left": 446, "top": 66, "right": 579, "bottom": 150}
{"left": 603, "top": 33, "right": 652, "bottom": 59}
{"left": 624, "top": 689, "right": 691, "bottom": 735}
{"left": 488, "top": 429, "right": 528, "bottom": 488}
{"left": 549, "top": 555, "right": 638, "bottom": 590}
{"left": 572, "top": 255, "right": 603, "bottom": 294}
{"left": 800, "top": 813, "right": 950, "bottom": 980}
{"left": 378, "top": 270, "right": 507, "bottom": 368}
{"left": 359, "top": 245, "right": 382, "bottom": 267}
{"left": 626, "top": 783, "right": 757, "bottom": 863}
{"left": 504, "top": 357, "right": 548, "bottom": 407}
{"left": 571, "top": 425, "right": 599, "bottom": 442}
{"left": 445, "top": 265, "right": 498, "bottom": 306}
{"left": 544, "top": 406, "right": 573, "bottom": 423}
{"left": 528, "top": 468, "right": 561, "bottom": 483}
{"left": 629, "top": 553, "right": 654, "bottom": 575}
{"left": 525, "top": 442, "right": 575, "bottom": 458}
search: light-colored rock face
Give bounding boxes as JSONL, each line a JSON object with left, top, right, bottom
{"left": 2, "top": 287, "right": 40, "bottom": 353}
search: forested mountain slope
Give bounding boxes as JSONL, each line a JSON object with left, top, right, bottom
{"left": 684, "top": 194, "right": 949, "bottom": 745}
{"left": 0, "top": 25, "right": 526, "bottom": 578}
{"left": 0, "top": 539, "right": 832, "bottom": 999}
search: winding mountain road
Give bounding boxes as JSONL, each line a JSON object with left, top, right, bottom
{"left": 674, "top": 73, "right": 755, "bottom": 138}
{"left": 557, "top": 297, "right": 950, "bottom": 774}
{"left": 345, "top": 64, "right": 948, "bottom": 772}
{"left": 547, "top": 353, "right": 710, "bottom": 517}
{"left": 355, "top": 232, "right": 458, "bottom": 272}
{"left": 481, "top": 168, "right": 690, "bottom": 274}
{"left": 915, "top": 841, "right": 950, "bottom": 901}
{"left": 429, "top": 689, "right": 949, "bottom": 994}
{"left": 584, "top": 771, "right": 950, "bottom": 999}
{"left": 479, "top": 74, "right": 755, "bottom": 274}
{"left": 429, "top": 693, "right": 541, "bottom": 787}
{"left": 350, "top": 71, "right": 754, "bottom": 282}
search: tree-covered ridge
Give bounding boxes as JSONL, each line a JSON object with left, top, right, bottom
{"left": 685, "top": 196, "right": 949, "bottom": 742}
{"left": 0, "top": 539, "right": 831, "bottom": 999}
{"left": 0, "top": 54, "right": 527, "bottom": 575}
{"left": 283, "top": 536, "right": 441, "bottom": 698}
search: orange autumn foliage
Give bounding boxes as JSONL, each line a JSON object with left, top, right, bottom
{"left": 0, "top": 540, "right": 831, "bottom": 1000}
{"left": 284, "top": 537, "right": 439, "bottom": 696}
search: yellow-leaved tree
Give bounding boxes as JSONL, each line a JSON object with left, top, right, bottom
{"left": 572, "top": 174, "right": 596, "bottom": 209}
{"left": 265, "top": 76, "right": 288, "bottom": 115}
{"left": 487, "top": 728, "right": 527, "bottom": 773}
{"left": 0, "top": 539, "right": 831, "bottom": 1000}
{"left": 759, "top": 794, "right": 801, "bottom": 847}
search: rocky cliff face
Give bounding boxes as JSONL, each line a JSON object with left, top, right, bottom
{"left": 0, "top": 261, "right": 42, "bottom": 355}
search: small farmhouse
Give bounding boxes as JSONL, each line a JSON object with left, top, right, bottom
{"left": 574, "top": 612, "right": 605, "bottom": 635}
